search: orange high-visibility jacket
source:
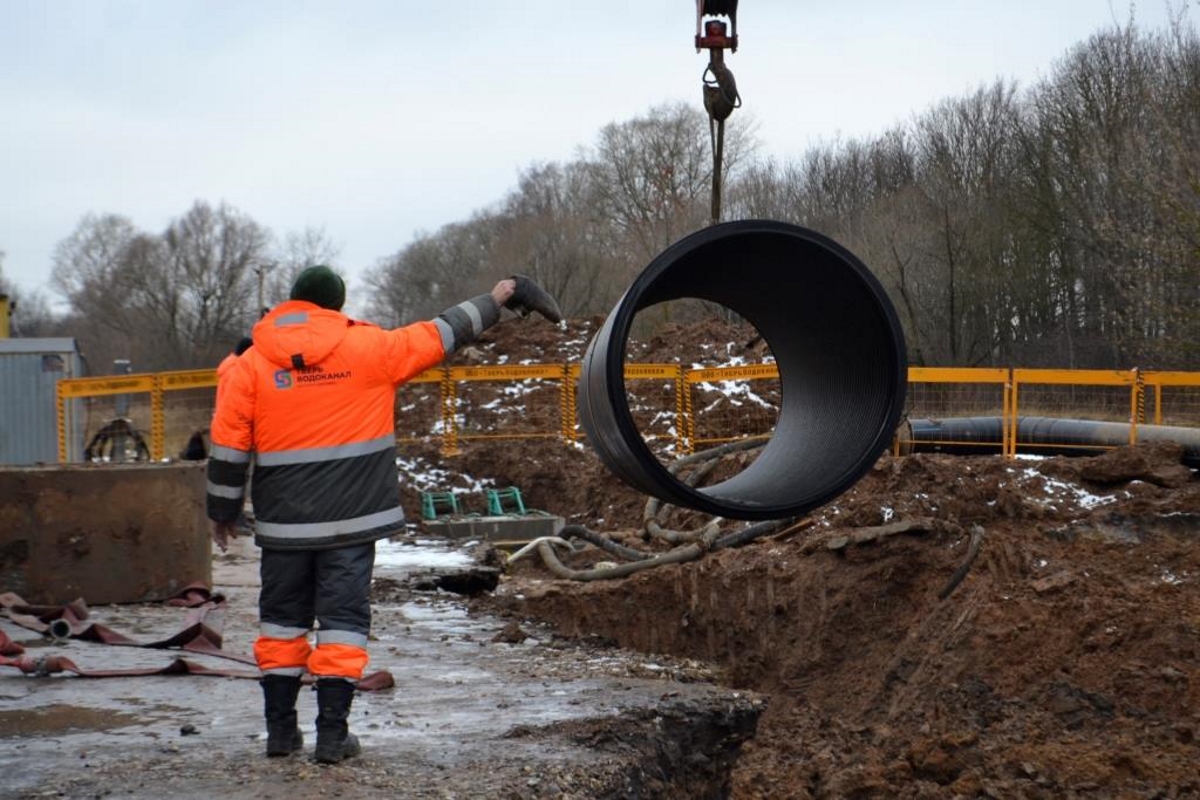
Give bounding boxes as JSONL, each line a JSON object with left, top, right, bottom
{"left": 216, "top": 352, "right": 238, "bottom": 378}
{"left": 206, "top": 300, "right": 447, "bottom": 550}
{"left": 215, "top": 350, "right": 243, "bottom": 406}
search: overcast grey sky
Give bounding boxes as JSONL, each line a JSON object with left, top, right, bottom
{"left": 1, "top": 1, "right": 1189, "bottom": 301}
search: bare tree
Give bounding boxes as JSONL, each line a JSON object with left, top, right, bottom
{"left": 49, "top": 214, "right": 144, "bottom": 367}
{"left": 724, "top": 156, "right": 805, "bottom": 222}
{"left": 0, "top": 250, "right": 57, "bottom": 337}
{"left": 362, "top": 217, "right": 494, "bottom": 328}
{"left": 263, "top": 226, "right": 344, "bottom": 310}
{"left": 1017, "top": 19, "right": 1200, "bottom": 368}
{"left": 161, "top": 201, "right": 268, "bottom": 366}
{"left": 581, "top": 101, "right": 754, "bottom": 267}
{"left": 489, "top": 161, "right": 622, "bottom": 317}
{"left": 907, "top": 81, "right": 1023, "bottom": 365}
{"left": 50, "top": 203, "right": 268, "bottom": 370}
{"left": 51, "top": 213, "right": 139, "bottom": 303}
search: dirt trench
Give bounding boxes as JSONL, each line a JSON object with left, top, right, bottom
{"left": 482, "top": 447, "right": 1200, "bottom": 799}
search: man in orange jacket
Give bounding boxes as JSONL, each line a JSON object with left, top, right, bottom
{"left": 206, "top": 265, "right": 560, "bottom": 763}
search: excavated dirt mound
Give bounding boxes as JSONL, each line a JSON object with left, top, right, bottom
{"left": 476, "top": 443, "right": 1200, "bottom": 799}
{"left": 416, "top": 317, "right": 1200, "bottom": 798}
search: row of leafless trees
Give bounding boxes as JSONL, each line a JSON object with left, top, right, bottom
{"left": 16, "top": 204, "right": 340, "bottom": 372}
{"left": 11, "top": 17, "right": 1198, "bottom": 371}
{"left": 359, "top": 101, "right": 751, "bottom": 331}
{"left": 364, "top": 19, "right": 1199, "bottom": 369}
{"left": 730, "top": 20, "right": 1199, "bottom": 369}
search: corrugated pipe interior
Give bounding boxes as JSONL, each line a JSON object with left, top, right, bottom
{"left": 578, "top": 220, "right": 909, "bottom": 520}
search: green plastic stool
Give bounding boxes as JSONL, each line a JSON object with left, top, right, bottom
{"left": 420, "top": 491, "right": 461, "bottom": 520}
{"left": 486, "top": 487, "right": 526, "bottom": 516}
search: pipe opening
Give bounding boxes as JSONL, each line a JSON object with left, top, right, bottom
{"left": 47, "top": 618, "right": 72, "bottom": 641}
{"left": 579, "top": 220, "right": 908, "bottom": 520}
{"left": 624, "top": 298, "right": 779, "bottom": 462}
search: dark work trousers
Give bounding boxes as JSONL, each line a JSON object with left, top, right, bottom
{"left": 259, "top": 543, "right": 375, "bottom": 639}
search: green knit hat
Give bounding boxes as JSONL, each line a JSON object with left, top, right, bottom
{"left": 289, "top": 265, "right": 345, "bottom": 311}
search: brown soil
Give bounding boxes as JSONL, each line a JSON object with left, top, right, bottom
{"left": 428, "top": 316, "right": 1200, "bottom": 798}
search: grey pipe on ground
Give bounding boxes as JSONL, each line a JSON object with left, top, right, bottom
{"left": 904, "top": 416, "right": 1200, "bottom": 468}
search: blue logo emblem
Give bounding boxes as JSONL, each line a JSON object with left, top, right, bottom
{"left": 274, "top": 370, "right": 293, "bottom": 389}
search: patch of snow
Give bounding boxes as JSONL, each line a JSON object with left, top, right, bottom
{"left": 1021, "top": 468, "right": 1117, "bottom": 509}
{"left": 694, "top": 380, "right": 776, "bottom": 410}
{"left": 395, "top": 455, "right": 495, "bottom": 493}
{"left": 376, "top": 539, "right": 473, "bottom": 569}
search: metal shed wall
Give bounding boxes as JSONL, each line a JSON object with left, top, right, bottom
{"left": 0, "top": 338, "right": 85, "bottom": 465}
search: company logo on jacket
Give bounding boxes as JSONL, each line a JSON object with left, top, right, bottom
{"left": 274, "top": 365, "right": 352, "bottom": 389}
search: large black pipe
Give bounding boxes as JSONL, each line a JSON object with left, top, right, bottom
{"left": 905, "top": 416, "right": 1200, "bottom": 468}
{"left": 578, "top": 220, "right": 908, "bottom": 520}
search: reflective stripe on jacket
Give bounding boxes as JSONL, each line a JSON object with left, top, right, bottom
{"left": 206, "top": 300, "right": 447, "bottom": 550}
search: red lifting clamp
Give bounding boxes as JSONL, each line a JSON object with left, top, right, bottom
{"left": 695, "top": 0, "right": 739, "bottom": 52}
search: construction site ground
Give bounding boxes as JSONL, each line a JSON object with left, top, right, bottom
{"left": 3, "top": 317, "right": 1199, "bottom": 798}
{"left": 1, "top": 532, "right": 759, "bottom": 799}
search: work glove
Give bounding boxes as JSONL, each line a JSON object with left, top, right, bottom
{"left": 507, "top": 274, "right": 563, "bottom": 323}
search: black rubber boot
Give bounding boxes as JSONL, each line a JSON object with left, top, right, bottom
{"left": 260, "top": 674, "right": 304, "bottom": 756}
{"left": 508, "top": 274, "right": 563, "bottom": 323}
{"left": 314, "top": 678, "right": 361, "bottom": 764}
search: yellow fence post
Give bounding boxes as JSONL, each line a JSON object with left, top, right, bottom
{"left": 1016, "top": 373, "right": 1023, "bottom": 457}
{"left": 1003, "top": 367, "right": 1012, "bottom": 455}
{"left": 56, "top": 385, "right": 67, "bottom": 463}
{"left": 674, "top": 364, "right": 690, "bottom": 455}
{"left": 561, "top": 364, "right": 579, "bottom": 444}
{"left": 1131, "top": 367, "right": 1142, "bottom": 444}
{"left": 440, "top": 367, "right": 459, "bottom": 456}
{"left": 150, "top": 378, "right": 165, "bottom": 460}
{"left": 1142, "top": 371, "right": 1200, "bottom": 427}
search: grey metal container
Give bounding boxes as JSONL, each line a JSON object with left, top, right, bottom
{"left": 0, "top": 338, "right": 85, "bottom": 465}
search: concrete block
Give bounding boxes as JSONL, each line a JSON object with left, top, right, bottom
{"left": 422, "top": 514, "right": 565, "bottom": 543}
{"left": 0, "top": 462, "right": 210, "bottom": 605}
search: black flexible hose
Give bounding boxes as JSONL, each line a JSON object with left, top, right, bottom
{"left": 559, "top": 524, "right": 651, "bottom": 562}
{"left": 522, "top": 440, "right": 795, "bottom": 581}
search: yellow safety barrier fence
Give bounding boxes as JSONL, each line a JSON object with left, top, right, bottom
{"left": 904, "top": 367, "right": 1012, "bottom": 456}
{"left": 57, "top": 364, "right": 1200, "bottom": 462}
{"left": 56, "top": 370, "right": 218, "bottom": 462}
